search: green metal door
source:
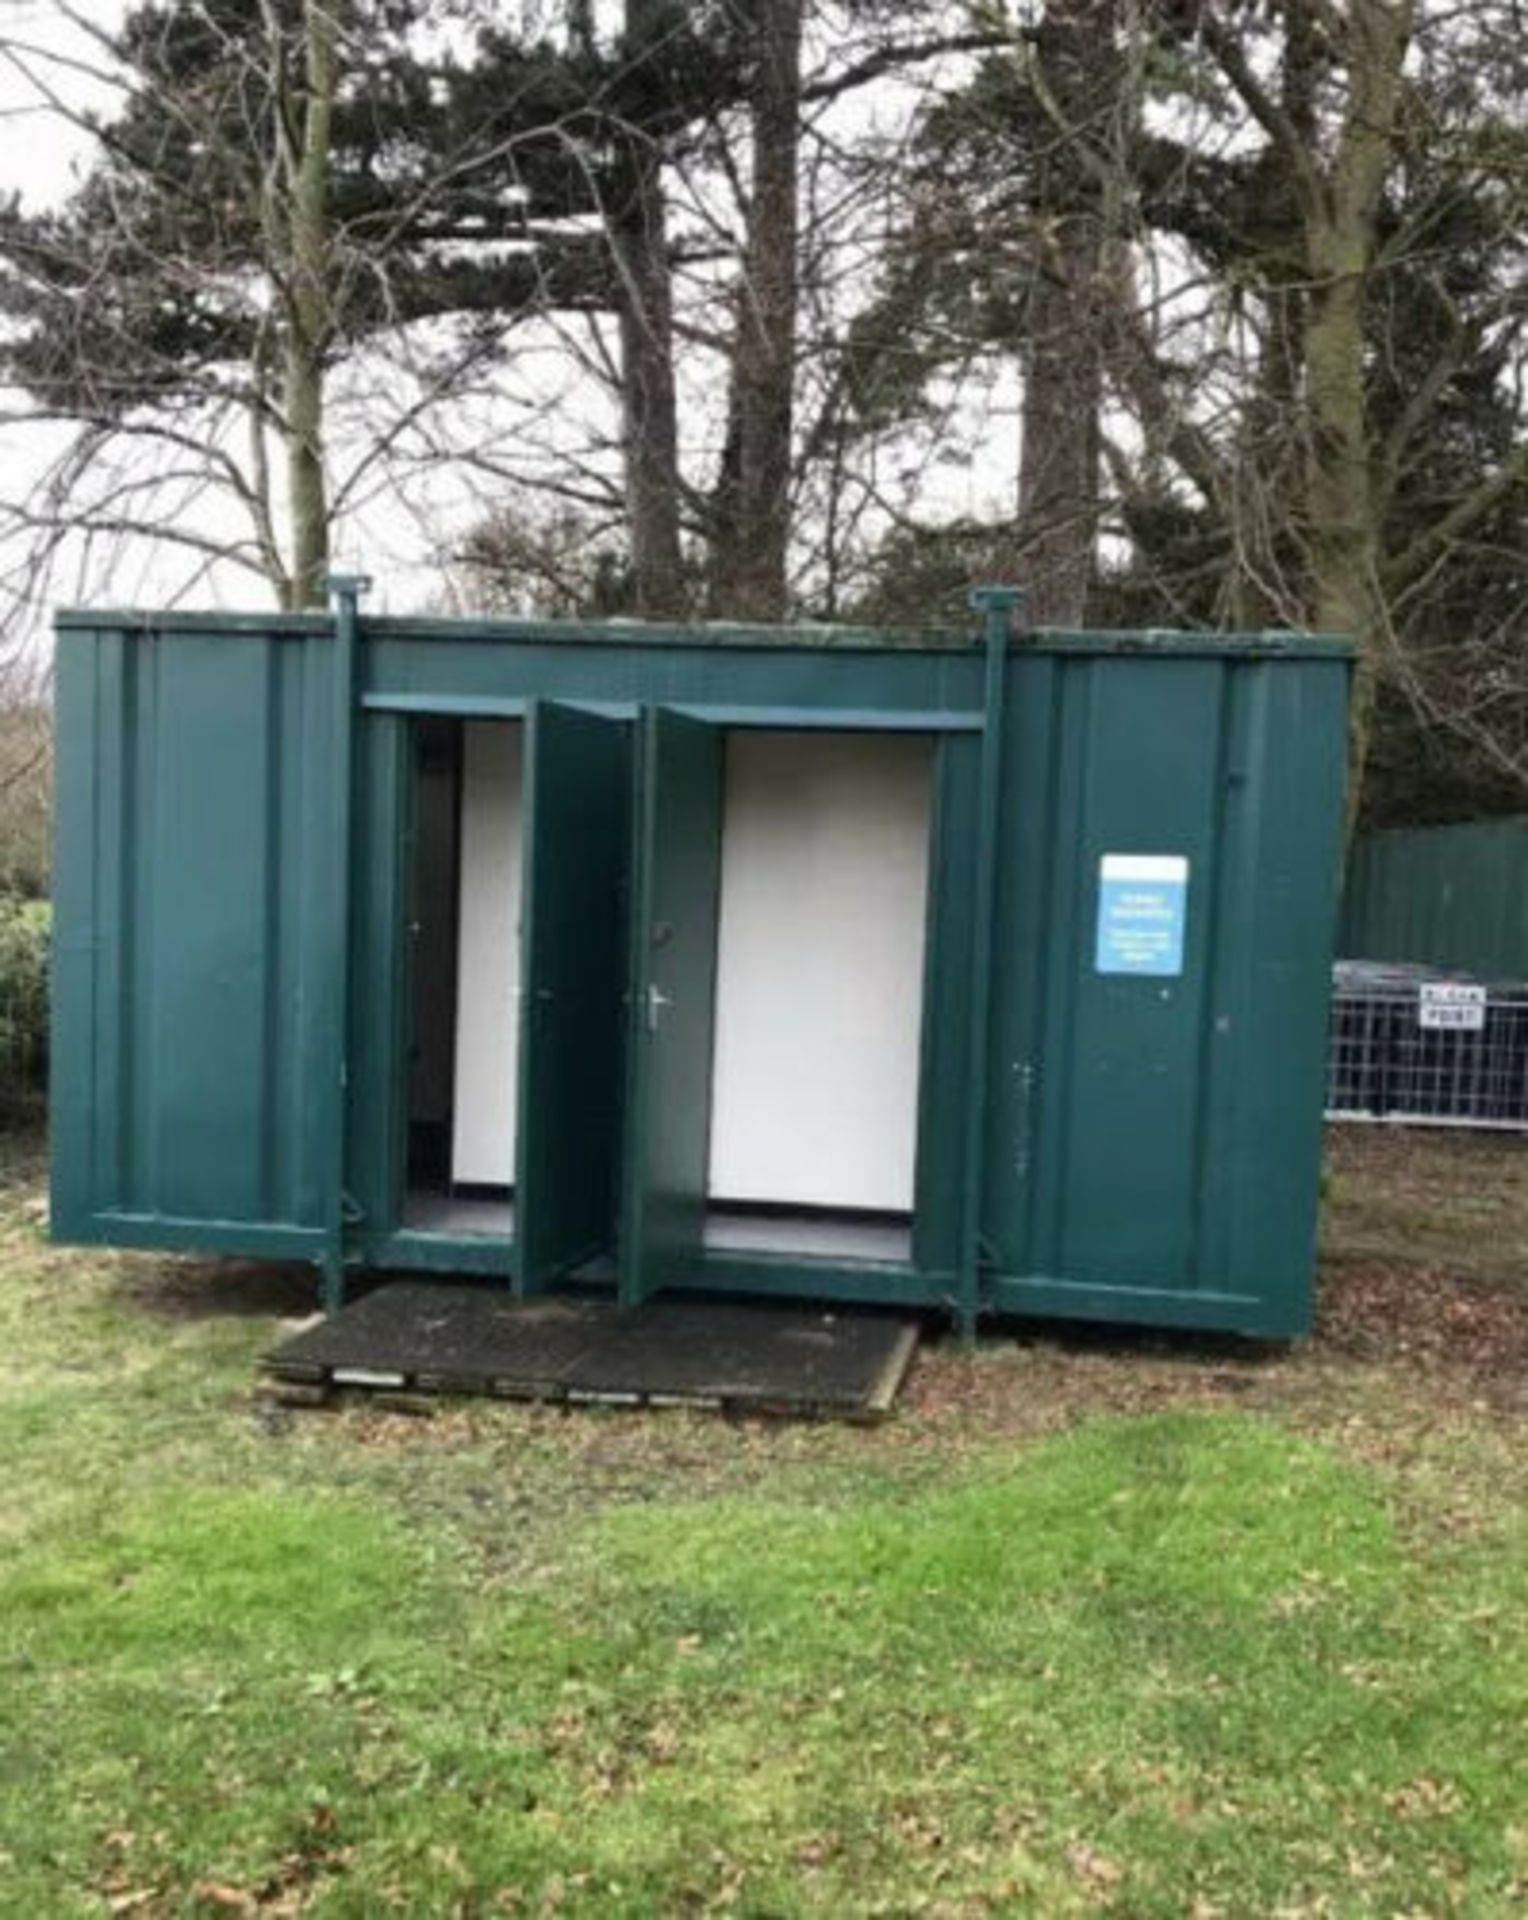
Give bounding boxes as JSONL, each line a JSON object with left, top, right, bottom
{"left": 619, "top": 708, "right": 724, "bottom": 1306}
{"left": 515, "top": 701, "right": 634, "bottom": 1293}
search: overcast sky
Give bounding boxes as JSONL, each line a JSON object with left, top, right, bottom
{"left": 1, "top": 2, "right": 120, "bottom": 205}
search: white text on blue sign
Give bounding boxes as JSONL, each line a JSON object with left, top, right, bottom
{"left": 1095, "top": 853, "right": 1189, "bottom": 976}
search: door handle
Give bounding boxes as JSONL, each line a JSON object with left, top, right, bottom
{"left": 646, "top": 983, "right": 673, "bottom": 1032}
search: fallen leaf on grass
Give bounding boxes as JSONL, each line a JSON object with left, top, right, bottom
{"left": 1067, "top": 1844, "right": 1123, "bottom": 1888}
{"left": 191, "top": 1882, "right": 256, "bottom": 1912}
{"left": 893, "top": 1809, "right": 946, "bottom": 1853}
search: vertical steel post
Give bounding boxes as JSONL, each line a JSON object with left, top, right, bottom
{"left": 320, "top": 573, "right": 369, "bottom": 1313}
{"left": 958, "top": 585, "right": 1025, "bottom": 1343}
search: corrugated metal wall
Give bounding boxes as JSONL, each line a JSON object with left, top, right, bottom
{"left": 985, "top": 652, "right": 1350, "bottom": 1334}
{"left": 51, "top": 627, "right": 339, "bottom": 1252}
{"left": 1340, "top": 817, "right": 1528, "bottom": 982}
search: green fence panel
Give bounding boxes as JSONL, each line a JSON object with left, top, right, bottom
{"left": 1341, "top": 817, "right": 1528, "bottom": 981}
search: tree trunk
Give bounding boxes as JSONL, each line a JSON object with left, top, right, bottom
{"left": 1301, "top": 0, "right": 1414, "bottom": 814}
{"left": 1019, "top": 246, "right": 1101, "bottom": 630}
{"left": 1016, "top": 0, "right": 1118, "bottom": 629}
{"left": 1225, "top": 0, "right": 1320, "bottom": 629}
{"left": 612, "top": 0, "right": 683, "bottom": 617}
{"left": 711, "top": 0, "right": 800, "bottom": 621}
{"left": 612, "top": 168, "right": 684, "bottom": 617}
{"left": 1306, "top": 229, "right": 1384, "bottom": 809}
{"left": 282, "top": 0, "right": 336, "bottom": 611}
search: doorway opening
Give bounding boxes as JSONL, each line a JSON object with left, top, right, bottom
{"left": 403, "top": 717, "right": 521, "bottom": 1236}
{"left": 703, "top": 729, "right": 935, "bottom": 1264}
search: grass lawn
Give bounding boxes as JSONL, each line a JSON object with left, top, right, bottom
{"left": 1, "top": 1129, "right": 1524, "bottom": 1917}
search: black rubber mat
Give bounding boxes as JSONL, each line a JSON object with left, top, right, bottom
{"left": 263, "top": 1283, "right": 919, "bottom": 1419}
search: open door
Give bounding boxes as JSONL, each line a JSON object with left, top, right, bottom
{"left": 515, "top": 701, "right": 633, "bottom": 1293}
{"left": 619, "top": 708, "right": 724, "bottom": 1306}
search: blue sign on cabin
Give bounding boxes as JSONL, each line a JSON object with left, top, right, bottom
{"left": 1095, "top": 854, "right": 1189, "bottom": 976}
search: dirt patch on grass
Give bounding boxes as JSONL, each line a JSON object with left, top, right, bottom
{"left": 1318, "top": 1259, "right": 1528, "bottom": 1402}
{"left": 902, "top": 1331, "right": 1274, "bottom": 1437}
{"left": 121, "top": 1257, "right": 324, "bottom": 1321}
{"left": 17, "top": 1120, "right": 1525, "bottom": 1444}
{"left": 1322, "top": 1123, "right": 1527, "bottom": 1295}
{"left": 1319, "top": 1125, "right": 1528, "bottom": 1410}
{"left": 896, "top": 1125, "right": 1528, "bottom": 1439}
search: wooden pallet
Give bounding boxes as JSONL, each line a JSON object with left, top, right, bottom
{"left": 264, "top": 1285, "right": 920, "bottom": 1422}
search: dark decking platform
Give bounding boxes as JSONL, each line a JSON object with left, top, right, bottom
{"left": 263, "top": 1283, "right": 920, "bottom": 1420}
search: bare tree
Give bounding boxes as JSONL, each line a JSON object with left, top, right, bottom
{"left": 457, "top": 3, "right": 1006, "bottom": 623}
{"left": 1120, "top": 1, "right": 1528, "bottom": 807}
{"left": 1171, "top": 0, "right": 1417, "bottom": 794}
{"left": 846, "top": 2, "right": 1527, "bottom": 808}
{"left": 1, "top": 1, "right": 360, "bottom": 611}
{"left": 0, "top": 0, "right": 614, "bottom": 620}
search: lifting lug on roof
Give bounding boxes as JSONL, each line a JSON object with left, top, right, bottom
{"left": 967, "top": 584, "right": 1027, "bottom": 640}
{"left": 325, "top": 572, "right": 373, "bottom": 616}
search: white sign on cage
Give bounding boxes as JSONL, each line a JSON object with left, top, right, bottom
{"left": 1418, "top": 982, "right": 1488, "bottom": 1032}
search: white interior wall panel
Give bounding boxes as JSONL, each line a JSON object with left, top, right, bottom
{"left": 451, "top": 722, "right": 524, "bottom": 1186}
{"left": 708, "top": 730, "right": 934, "bottom": 1211}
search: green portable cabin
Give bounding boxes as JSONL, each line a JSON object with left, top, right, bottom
{"left": 49, "top": 588, "right": 1350, "bottom": 1338}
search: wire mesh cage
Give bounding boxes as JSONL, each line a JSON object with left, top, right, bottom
{"left": 1327, "top": 961, "right": 1528, "bottom": 1130}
